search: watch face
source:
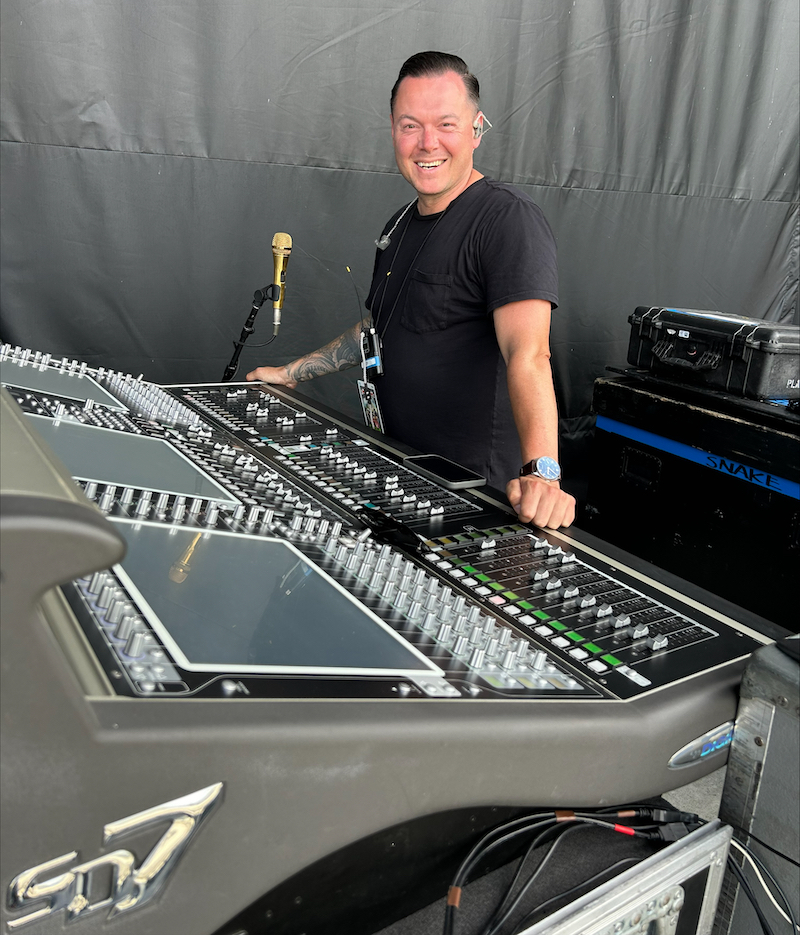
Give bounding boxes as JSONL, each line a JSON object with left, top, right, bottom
{"left": 536, "top": 456, "right": 561, "bottom": 481}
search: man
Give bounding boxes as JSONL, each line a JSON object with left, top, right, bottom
{"left": 247, "top": 51, "right": 575, "bottom": 530}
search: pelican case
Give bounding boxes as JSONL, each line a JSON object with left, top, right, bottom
{"left": 627, "top": 307, "right": 800, "bottom": 399}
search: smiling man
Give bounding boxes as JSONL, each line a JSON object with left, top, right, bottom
{"left": 247, "top": 51, "right": 575, "bottom": 530}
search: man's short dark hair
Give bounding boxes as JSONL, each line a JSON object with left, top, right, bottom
{"left": 390, "top": 51, "right": 480, "bottom": 113}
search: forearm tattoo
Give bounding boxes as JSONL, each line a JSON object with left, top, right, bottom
{"left": 285, "top": 318, "right": 371, "bottom": 382}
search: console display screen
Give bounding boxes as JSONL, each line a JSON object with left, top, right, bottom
{"left": 111, "top": 522, "right": 435, "bottom": 675}
{"left": 27, "top": 416, "right": 234, "bottom": 502}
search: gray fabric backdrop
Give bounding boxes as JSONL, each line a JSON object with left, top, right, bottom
{"left": 2, "top": 0, "right": 798, "bottom": 490}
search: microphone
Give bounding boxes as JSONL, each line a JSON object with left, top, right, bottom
{"left": 168, "top": 532, "right": 202, "bottom": 584}
{"left": 271, "top": 232, "right": 292, "bottom": 335}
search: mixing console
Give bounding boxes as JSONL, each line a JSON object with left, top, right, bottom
{"left": 1, "top": 342, "right": 780, "bottom": 935}
{"left": 0, "top": 343, "right": 767, "bottom": 705}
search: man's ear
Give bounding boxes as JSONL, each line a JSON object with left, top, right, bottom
{"left": 472, "top": 112, "right": 485, "bottom": 149}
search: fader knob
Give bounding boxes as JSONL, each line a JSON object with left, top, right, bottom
{"left": 627, "top": 624, "right": 650, "bottom": 640}
{"left": 646, "top": 634, "right": 669, "bottom": 651}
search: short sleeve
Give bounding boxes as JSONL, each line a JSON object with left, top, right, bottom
{"left": 478, "top": 192, "right": 559, "bottom": 312}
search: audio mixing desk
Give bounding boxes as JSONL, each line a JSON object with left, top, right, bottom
{"left": 0, "top": 345, "right": 782, "bottom": 935}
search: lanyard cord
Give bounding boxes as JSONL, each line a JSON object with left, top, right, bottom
{"left": 372, "top": 204, "right": 450, "bottom": 339}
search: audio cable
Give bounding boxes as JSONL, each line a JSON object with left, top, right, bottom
{"left": 442, "top": 809, "right": 669, "bottom": 935}
{"left": 727, "top": 838, "right": 798, "bottom": 934}
{"left": 441, "top": 807, "right": 798, "bottom": 935}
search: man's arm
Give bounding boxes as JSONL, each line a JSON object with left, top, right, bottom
{"left": 246, "top": 318, "right": 369, "bottom": 387}
{"left": 494, "top": 299, "right": 576, "bottom": 529}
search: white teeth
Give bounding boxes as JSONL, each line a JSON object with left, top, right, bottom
{"left": 417, "top": 161, "right": 444, "bottom": 168}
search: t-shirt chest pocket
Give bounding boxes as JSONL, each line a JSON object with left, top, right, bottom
{"left": 399, "top": 269, "right": 453, "bottom": 333}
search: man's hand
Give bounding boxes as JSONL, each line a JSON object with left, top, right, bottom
{"left": 246, "top": 365, "right": 297, "bottom": 388}
{"left": 506, "top": 475, "right": 576, "bottom": 529}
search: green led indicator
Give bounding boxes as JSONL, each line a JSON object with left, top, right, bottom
{"left": 533, "top": 610, "right": 551, "bottom": 620}
{"left": 601, "top": 654, "right": 622, "bottom": 666}
{"left": 566, "top": 631, "right": 584, "bottom": 642}
{"left": 475, "top": 574, "right": 491, "bottom": 582}
{"left": 550, "top": 620, "right": 568, "bottom": 631}
{"left": 517, "top": 600, "right": 534, "bottom": 610}
{"left": 584, "top": 642, "right": 603, "bottom": 654}
{"left": 502, "top": 591, "right": 520, "bottom": 600}
{"left": 489, "top": 582, "right": 505, "bottom": 591}
{"left": 462, "top": 565, "right": 478, "bottom": 574}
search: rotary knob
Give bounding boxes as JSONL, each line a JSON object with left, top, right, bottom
{"left": 96, "top": 584, "right": 118, "bottom": 609}
{"left": 124, "top": 632, "right": 146, "bottom": 658}
{"left": 530, "top": 650, "right": 547, "bottom": 671}
{"left": 468, "top": 646, "right": 487, "bottom": 669}
{"left": 105, "top": 599, "right": 130, "bottom": 625}
{"left": 87, "top": 571, "right": 109, "bottom": 595}
{"left": 98, "top": 485, "right": 117, "bottom": 512}
{"left": 452, "top": 635, "right": 469, "bottom": 656}
{"left": 500, "top": 649, "right": 518, "bottom": 670}
{"left": 134, "top": 491, "right": 152, "bottom": 517}
{"left": 114, "top": 615, "right": 137, "bottom": 641}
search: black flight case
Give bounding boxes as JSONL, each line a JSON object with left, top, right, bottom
{"left": 582, "top": 309, "right": 800, "bottom": 629}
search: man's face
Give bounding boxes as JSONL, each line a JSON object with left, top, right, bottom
{"left": 391, "top": 71, "right": 481, "bottom": 214}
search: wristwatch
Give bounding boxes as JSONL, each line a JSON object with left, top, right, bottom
{"left": 519, "top": 456, "right": 561, "bottom": 482}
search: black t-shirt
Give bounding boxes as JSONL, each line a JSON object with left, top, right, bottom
{"left": 365, "top": 178, "right": 558, "bottom": 490}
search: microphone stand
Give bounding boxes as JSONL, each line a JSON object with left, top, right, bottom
{"left": 221, "top": 285, "right": 279, "bottom": 382}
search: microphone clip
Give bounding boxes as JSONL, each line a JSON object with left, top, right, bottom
{"left": 253, "top": 284, "right": 281, "bottom": 306}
